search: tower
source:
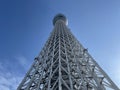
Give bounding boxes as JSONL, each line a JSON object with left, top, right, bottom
{"left": 17, "top": 14, "right": 119, "bottom": 90}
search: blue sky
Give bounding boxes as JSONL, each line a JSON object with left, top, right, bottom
{"left": 0, "top": 0, "right": 120, "bottom": 89}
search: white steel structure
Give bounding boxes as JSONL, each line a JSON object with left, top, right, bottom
{"left": 17, "top": 14, "right": 119, "bottom": 90}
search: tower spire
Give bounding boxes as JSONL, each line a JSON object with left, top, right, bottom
{"left": 53, "top": 14, "right": 68, "bottom": 26}
{"left": 17, "top": 14, "right": 119, "bottom": 90}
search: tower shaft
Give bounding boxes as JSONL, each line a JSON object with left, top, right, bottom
{"left": 17, "top": 14, "right": 119, "bottom": 90}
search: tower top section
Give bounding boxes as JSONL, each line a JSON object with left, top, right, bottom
{"left": 53, "top": 14, "right": 68, "bottom": 26}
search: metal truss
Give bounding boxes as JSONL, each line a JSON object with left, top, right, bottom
{"left": 17, "top": 14, "right": 119, "bottom": 90}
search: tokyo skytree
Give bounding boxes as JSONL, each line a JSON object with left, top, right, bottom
{"left": 17, "top": 14, "right": 119, "bottom": 90}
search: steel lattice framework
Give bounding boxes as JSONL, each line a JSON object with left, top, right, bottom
{"left": 17, "top": 14, "right": 119, "bottom": 90}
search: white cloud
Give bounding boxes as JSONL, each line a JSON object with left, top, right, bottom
{"left": 15, "top": 55, "right": 30, "bottom": 70}
{"left": 0, "top": 65, "right": 23, "bottom": 90}
{"left": 0, "top": 85, "right": 10, "bottom": 90}
{"left": 0, "top": 58, "right": 25, "bottom": 90}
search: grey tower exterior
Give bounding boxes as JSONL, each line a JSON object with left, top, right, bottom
{"left": 17, "top": 14, "right": 119, "bottom": 90}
